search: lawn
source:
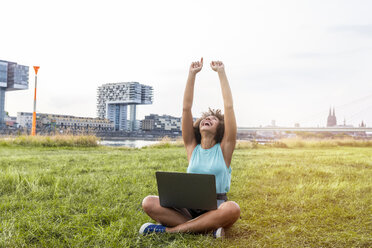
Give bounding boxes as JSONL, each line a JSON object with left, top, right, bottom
{"left": 0, "top": 144, "right": 371, "bottom": 247}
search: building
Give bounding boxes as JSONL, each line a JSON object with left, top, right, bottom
{"left": 327, "top": 107, "right": 337, "bottom": 127}
{"left": 4, "top": 115, "right": 17, "bottom": 127}
{"left": 17, "top": 112, "right": 114, "bottom": 131}
{"left": 359, "top": 121, "right": 366, "bottom": 127}
{"left": 0, "top": 60, "right": 29, "bottom": 126}
{"left": 142, "top": 114, "right": 181, "bottom": 133}
{"left": 97, "top": 82, "right": 153, "bottom": 131}
{"left": 142, "top": 118, "right": 155, "bottom": 130}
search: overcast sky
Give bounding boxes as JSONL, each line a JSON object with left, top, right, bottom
{"left": 1, "top": 0, "right": 372, "bottom": 127}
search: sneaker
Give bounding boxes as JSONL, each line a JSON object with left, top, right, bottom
{"left": 213, "top": 227, "right": 225, "bottom": 238}
{"left": 139, "top": 223, "right": 166, "bottom": 235}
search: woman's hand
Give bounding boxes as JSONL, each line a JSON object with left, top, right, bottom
{"left": 189, "top": 57, "right": 203, "bottom": 75}
{"left": 210, "top": 60, "right": 225, "bottom": 73}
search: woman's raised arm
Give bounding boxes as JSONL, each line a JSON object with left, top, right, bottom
{"left": 211, "top": 61, "right": 237, "bottom": 167}
{"left": 182, "top": 58, "right": 203, "bottom": 160}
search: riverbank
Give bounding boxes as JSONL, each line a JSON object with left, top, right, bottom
{"left": 0, "top": 145, "right": 371, "bottom": 247}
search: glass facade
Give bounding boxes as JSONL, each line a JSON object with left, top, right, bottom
{"left": 107, "top": 104, "right": 128, "bottom": 131}
{"left": 0, "top": 61, "right": 7, "bottom": 87}
{"left": 115, "top": 104, "right": 120, "bottom": 130}
{"left": 0, "top": 88, "right": 5, "bottom": 124}
{"left": 6, "top": 62, "right": 29, "bottom": 91}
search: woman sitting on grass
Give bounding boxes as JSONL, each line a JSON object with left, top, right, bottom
{"left": 140, "top": 58, "right": 240, "bottom": 238}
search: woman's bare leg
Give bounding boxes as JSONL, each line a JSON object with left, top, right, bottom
{"left": 166, "top": 201, "right": 240, "bottom": 233}
{"left": 142, "top": 195, "right": 191, "bottom": 227}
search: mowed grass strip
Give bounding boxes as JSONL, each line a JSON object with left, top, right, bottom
{"left": 0, "top": 146, "right": 371, "bottom": 247}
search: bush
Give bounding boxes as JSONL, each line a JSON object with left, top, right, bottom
{"left": 144, "top": 136, "right": 184, "bottom": 149}
{"left": 0, "top": 135, "right": 99, "bottom": 147}
{"left": 271, "top": 141, "right": 288, "bottom": 148}
{"left": 236, "top": 140, "right": 261, "bottom": 149}
{"left": 277, "top": 138, "right": 372, "bottom": 148}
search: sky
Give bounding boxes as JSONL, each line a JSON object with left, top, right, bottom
{"left": 1, "top": 0, "right": 372, "bottom": 127}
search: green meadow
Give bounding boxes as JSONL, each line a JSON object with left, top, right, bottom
{"left": 0, "top": 139, "right": 371, "bottom": 247}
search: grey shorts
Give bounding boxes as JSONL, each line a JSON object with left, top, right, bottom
{"left": 172, "top": 193, "right": 228, "bottom": 219}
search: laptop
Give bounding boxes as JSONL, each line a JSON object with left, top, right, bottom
{"left": 155, "top": 171, "right": 218, "bottom": 210}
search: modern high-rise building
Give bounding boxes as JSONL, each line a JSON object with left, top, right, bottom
{"left": 0, "top": 60, "right": 29, "bottom": 126}
{"left": 97, "top": 82, "right": 153, "bottom": 131}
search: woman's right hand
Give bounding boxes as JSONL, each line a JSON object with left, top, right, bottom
{"left": 210, "top": 60, "right": 225, "bottom": 73}
{"left": 189, "top": 57, "right": 203, "bottom": 75}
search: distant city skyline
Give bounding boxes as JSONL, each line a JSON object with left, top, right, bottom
{"left": 1, "top": 0, "right": 372, "bottom": 127}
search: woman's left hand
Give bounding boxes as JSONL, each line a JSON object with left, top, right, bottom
{"left": 210, "top": 61, "right": 225, "bottom": 73}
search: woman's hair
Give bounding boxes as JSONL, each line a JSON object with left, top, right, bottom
{"left": 193, "top": 108, "right": 225, "bottom": 144}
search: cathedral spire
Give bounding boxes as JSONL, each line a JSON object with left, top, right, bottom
{"left": 327, "top": 106, "right": 337, "bottom": 127}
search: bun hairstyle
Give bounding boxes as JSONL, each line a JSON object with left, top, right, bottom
{"left": 193, "top": 108, "right": 225, "bottom": 144}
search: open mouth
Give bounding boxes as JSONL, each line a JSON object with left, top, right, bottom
{"left": 202, "top": 121, "right": 212, "bottom": 127}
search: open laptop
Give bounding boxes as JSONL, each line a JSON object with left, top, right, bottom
{"left": 155, "top": 171, "right": 218, "bottom": 210}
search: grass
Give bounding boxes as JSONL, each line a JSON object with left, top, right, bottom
{"left": 0, "top": 141, "right": 371, "bottom": 247}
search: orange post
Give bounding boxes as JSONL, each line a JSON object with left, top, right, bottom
{"left": 31, "top": 66, "right": 40, "bottom": 136}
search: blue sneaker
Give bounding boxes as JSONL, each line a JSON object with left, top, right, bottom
{"left": 213, "top": 227, "right": 225, "bottom": 238}
{"left": 139, "top": 223, "right": 166, "bottom": 235}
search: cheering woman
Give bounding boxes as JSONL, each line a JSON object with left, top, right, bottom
{"left": 140, "top": 58, "right": 240, "bottom": 238}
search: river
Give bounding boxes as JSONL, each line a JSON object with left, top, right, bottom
{"left": 99, "top": 139, "right": 159, "bottom": 148}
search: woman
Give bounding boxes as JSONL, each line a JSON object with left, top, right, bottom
{"left": 140, "top": 58, "right": 240, "bottom": 238}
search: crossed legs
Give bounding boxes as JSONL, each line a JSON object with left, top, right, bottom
{"left": 141, "top": 195, "right": 240, "bottom": 233}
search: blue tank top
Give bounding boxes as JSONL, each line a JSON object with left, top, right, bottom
{"left": 187, "top": 143, "right": 232, "bottom": 193}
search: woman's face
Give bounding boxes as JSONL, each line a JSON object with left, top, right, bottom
{"left": 199, "top": 115, "right": 220, "bottom": 134}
